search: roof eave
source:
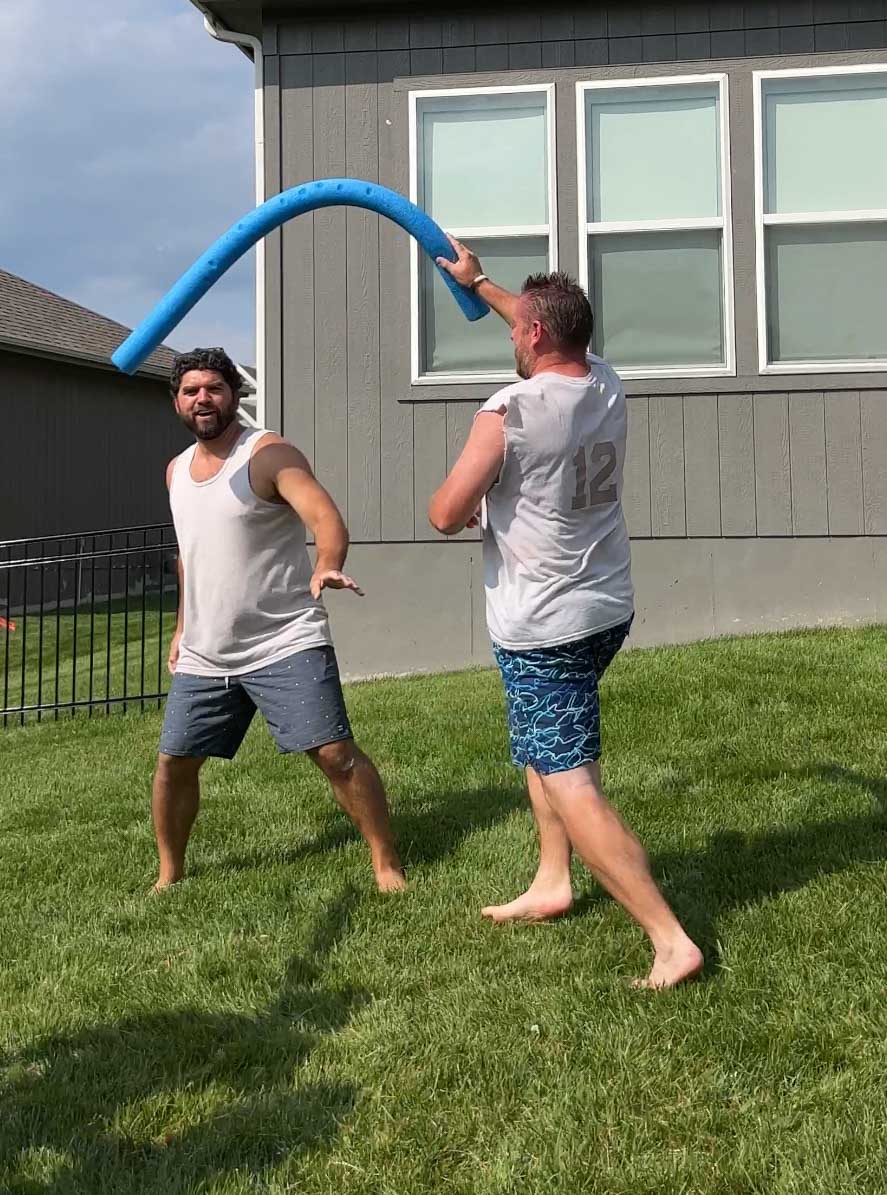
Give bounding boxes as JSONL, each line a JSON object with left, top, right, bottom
{"left": 190, "top": 1, "right": 459, "bottom": 29}
{"left": 0, "top": 335, "right": 172, "bottom": 382}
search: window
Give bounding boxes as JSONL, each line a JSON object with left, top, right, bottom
{"left": 409, "top": 85, "right": 556, "bottom": 382}
{"left": 577, "top": 75, "right": 734, "bottom": 379}
{"left": 755, "top": 66, "right": 887, "bottom": 373}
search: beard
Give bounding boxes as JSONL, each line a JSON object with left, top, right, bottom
{"left": 514, "top": 346, "right": 533, "bottom": 380}
{"left": 181, "top": 402, "right": 238, "bottom": 441}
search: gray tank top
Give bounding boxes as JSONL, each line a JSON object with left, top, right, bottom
{"left": 170, "top": 425, "right": 331, "bottom": 677}
{"left": 480, "top": 354, "right": 634, "bottom": 651}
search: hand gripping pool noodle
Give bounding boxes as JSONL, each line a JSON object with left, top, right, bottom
{"left": 111, "top": 179, "right": 489, "bottom": 374}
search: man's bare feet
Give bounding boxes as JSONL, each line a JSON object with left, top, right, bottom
{"left": 633, "top": 938, "right": 704, "bottom": 990}
{"left": 150, "top": 875, "right": 183, "bottom": 895}
{"left": 373, "top": 857, "right": 407, "bottom": 892}
{"left": 481, "top": 883, "right": 574, "bottom": 923}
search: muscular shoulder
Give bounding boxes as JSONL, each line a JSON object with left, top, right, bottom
{"left": 248, "top": 432, "right": 315, "bottom": 504}
{"left": 250, "top": 431, "right": 312, "bottom": 474}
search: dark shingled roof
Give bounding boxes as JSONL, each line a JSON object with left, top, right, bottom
{"left": 0, "top": 267, "right": 177, "bottom": 380}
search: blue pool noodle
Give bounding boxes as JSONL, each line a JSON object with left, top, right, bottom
{"left": 111, "top": 178, "right": 489, "bottom": 374}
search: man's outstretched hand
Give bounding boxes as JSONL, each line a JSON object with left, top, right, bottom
{"left": 436, "top": 234, "right": 484, "bottom": 288}
{"left": 310, "top": 570, "right": 364, "bottom": 599}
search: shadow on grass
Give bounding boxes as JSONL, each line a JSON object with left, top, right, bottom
{"left": 201, "top": 778, "right": 527, "bottom": 878}
{"left": 195, "top": 762, "right": 886, "bottom": 983}
{"left": 0, "top": 887, "right": 366, "bottom": 1194}
{"left": 602, "top": 763, "right": 887, "bottom": 976}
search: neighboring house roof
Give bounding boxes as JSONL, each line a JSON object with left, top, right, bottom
{"left": 0, "top": 267, "right": 177, "bottom": 380}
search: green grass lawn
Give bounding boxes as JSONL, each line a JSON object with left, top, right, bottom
{"left": 1, "top": 596, "right": 176, "bottom": 720}
{"left": 2, "top": 626, "right": 886, "bottom": 1194}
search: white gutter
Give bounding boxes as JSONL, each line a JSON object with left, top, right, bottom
{"left": 197, "top": 10, "right": 267, "bottom": 429}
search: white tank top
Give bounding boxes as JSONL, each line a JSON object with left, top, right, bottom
{"left": 170, "top": 425, "right": 331, "bottom": 676}
{"left": 480, "top": 354, "right": 634, "bottom": 651}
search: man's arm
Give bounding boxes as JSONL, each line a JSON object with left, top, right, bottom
{"left": 166, "top": 458, "right": 184, "bottom": 673}
{"left": 253, "top": 438, "right": 364, "bottom": 599}
{"left": 435, "top": 235, "right": 520, "bottom": 328}
{"left": 428, "top": 411, "right": 506, "bottom": 536}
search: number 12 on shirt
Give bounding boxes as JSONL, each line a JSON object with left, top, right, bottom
{"left": 571, "top": 441, "right": 617, "bottom": 510}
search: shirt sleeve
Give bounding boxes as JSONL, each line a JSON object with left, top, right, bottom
{"left": 478, "top": 382, "right": 515, "bottom": 418}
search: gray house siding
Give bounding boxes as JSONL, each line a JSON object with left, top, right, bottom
{"left": 256, "top": 4, "right": 887, "bottom": 674}
{"left": 0, "top": 351, "right": 188, "bottom": 542}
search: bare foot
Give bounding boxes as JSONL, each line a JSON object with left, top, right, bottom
{"left": 633, "top": 939, "right": 704, "bottom": 990}
{"left": 150, "top": 875, "right": 183, "bottom": 895}
{"left": 373, "top": 863, "right": 407, "bottom": 893}
{"left": 481, "top": 885, "right": 574, "bottom": 923}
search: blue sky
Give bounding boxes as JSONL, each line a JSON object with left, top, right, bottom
{"left": 0, "top": 0, "right": 256, "bottom": 363}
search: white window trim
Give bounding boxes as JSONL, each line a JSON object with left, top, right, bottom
{"left": 576, "top": 73, "right": 736, "bottom": 381}
{"left": 408, "top": 83, "right": 558, "bottom": 386}
{"left": 754, "top": 63, "right": 887, "bottom": 375}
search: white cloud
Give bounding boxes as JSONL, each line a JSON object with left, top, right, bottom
{"left": 0, "top": 0, "right": 256, "bottom": 363}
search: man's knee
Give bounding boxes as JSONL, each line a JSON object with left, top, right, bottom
{"left": 155, "top": 752, "right": 204, "bottom": 784}
{"left": 541, "top": 762, "right": 605, "bottom": 806}
{"left": 309, "top": 738, "right": 357, "bottom": 780}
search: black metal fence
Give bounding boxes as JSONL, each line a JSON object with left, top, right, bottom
{"left": 0, "top": 524, "right": 179, "bottom": 726}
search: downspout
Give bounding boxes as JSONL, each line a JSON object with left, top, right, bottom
{"left": 195, "top": 9, "right": 267, "bottom": 428}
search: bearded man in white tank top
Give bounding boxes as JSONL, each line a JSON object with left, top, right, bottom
{"left": 152, "top": 348, "right": 404, "bottom": 894}
{"left": 431, "top": 241, "right": 702, "bottom": 989}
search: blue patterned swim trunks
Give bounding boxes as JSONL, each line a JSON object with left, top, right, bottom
{"left": 493, "top": 618, "right": 633, "bottom": 775}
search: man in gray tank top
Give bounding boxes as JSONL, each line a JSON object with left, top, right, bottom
{"left": 153, "top": 348, "right": 404, "bottom": 894}
{"left": 431, "top": 241, "right": 702, "bottom": 989}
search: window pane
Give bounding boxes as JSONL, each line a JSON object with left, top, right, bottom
{"left": 586, "top": 86, "right": 720, "bottom": 222}
{"left": 589, "top": 230, "right": 724, "bottom": 368}
{"left": 422, "top": 237, "right": 548, "bottom": 373}
{"left": 764, "top": 75, "right": 887, "bottom": 214}
{"left": 766, "top": 224, "right": 887, "bottom": 363}
{"left": 418, "top": 92, "right": 548, "bottom": 228}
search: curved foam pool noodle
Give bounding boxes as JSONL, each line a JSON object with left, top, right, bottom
{"left": 112, "top": 178, "right": 488, "bottom": 374}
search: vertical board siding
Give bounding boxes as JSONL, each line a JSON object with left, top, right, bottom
{"left": 543, "top": 40, "right": 578, "bottom": 66}
{"left": 442, "top": 18, "right": 476, "bottom": 47}
{"left": 263, "top": 55, "right": 283, "bottom": 435}
{"left": 824, "top": 391, "right": 863, "bottom": 535}
{"left": 345, "top": 51, "right": 382, "bottom": 540}
{"left": 623, "top": 397, "right": 651, "bottom": 537}
{"left": 378, "top": 48, "right": 416, "bottom": 541}
{"left": 344, "top": 18, "right": 377, "bottom": 52}
{"left": 446, "top": 404, "right": 482, "bottom": 541}
{"left": 683, "top": 394, "right": 721, "bottom": 537}
{"left": 271, "top": 8, "right": 887, "bottom": 546}
{"left": 311, "top": 53, "right": 349, "bottom": 517}
{"left": 861, "top": 391, "right": 887, "bottom": 534}
{"left": 413, "top": 404, "right": 448, "bottom": 539}
{"left": 789, "top": 392, "right": 829, "bottom": 535}
{"left": 279, "top": 54, "right": 315, "bottom": 457}
{"left": 753, "top": 392, "right": 792, "bottom": 535}
{"left": 377, "top": 15, "right": 410, "bottom": 50}
{"left": 649, "top": 396, "right": 686, "bottom": 536}
{"left": 0, "top": 355, "right": 188, "bottom": 540}
{"left": 444, "top": 46, "right": 478, "bottom": 72}
{"left": 718, "top": 394, "right": 756, "bottom": 535}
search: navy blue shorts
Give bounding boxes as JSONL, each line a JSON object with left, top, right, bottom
{"left": 159, "top": 645, "right": 352, "bottom": 760}
{"left": 493, "top": 618, "right": 632, "bottom": 775}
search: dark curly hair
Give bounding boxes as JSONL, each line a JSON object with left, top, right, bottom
{"left": 169, "top": 347, "right": 243, "bottom": 400}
